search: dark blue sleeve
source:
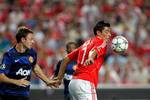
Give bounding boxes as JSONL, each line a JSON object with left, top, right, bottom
{"left": 33, "top": 53, "right": 37, "bottom": 66}
{"left": 54, "top": 60, "right": 62, "bottom": 77}
{"left": 30, "top": 48, "right": 37, "bottom": 66}
{"left": 0, "top": 53, "right": 12, "bottom": 74}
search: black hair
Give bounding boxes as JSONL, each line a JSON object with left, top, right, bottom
{"left": 93, "top": 20, "right": 110, "bottom": 35}
{"left": 66, "top": 42, "right": 77, "bottom": 53}
{"left": 16, "top": 26, "right": 33, "bottom": 43}
{"left": 66, "top": 42, "right": 77, "bottom": 49}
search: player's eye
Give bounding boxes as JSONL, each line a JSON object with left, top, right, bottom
{"left": 104, "top": 29, "right": 111, "bottom": 34}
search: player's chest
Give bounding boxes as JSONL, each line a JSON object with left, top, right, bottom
{"left": 80, "top": 40, "right": 95, "bottom": 53}
{"left": 11, "top": 55, "right": 35, "bottom": 69}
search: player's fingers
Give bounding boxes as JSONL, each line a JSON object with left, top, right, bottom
{"left": 52, "top": 77, "right": 59, "bottom": 80}
{"left": 53, "top": 83, "right": 59, "bottom": 88}
{"left": 22, "top": 80, "right": 30, "bottom": 86}
{"left": 19, "top": 83, "right": 29, "bottom": 87}
{"left": 90, "top": 59, "right": 94, "bottom": 64}
{"left": 87, "top": 61, "right": 91, "bottom": 65}
{"left": 49, "top": 83, "right": 59, "bottom": 88}
{"left": 21, "top": 84, "right": 28, "bottom": 87}
{"left": 85, "top": 60, "right": 93, "bottom": 66}
{"left": 47, "top": 81, "right": 56, "bottom": 86}
{"left": 21, "top": 76, "right": 27, "bottom": 80}
{"left": 84, "top": 60, "right": 89, "bottom": 66}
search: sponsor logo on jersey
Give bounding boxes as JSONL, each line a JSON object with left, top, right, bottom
{"left": 0, "top": 64, "right": 6, "bottom": 70}
{"left": 29, "top": 56, "right": 34, "bottom": 63}
{"left": 16, "top": 68, "right": 31, "bottom": 76}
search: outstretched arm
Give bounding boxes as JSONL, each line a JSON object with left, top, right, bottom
{"left": 52, "top": 48, "right": 79, "bottom": 87}
{"left": 56, "top": 56, "right": 71, "bottom": 81}
{"left": 54, "top": 60, "right": 62, "bottom": 77}
{"left": 85, "top": 40, "right": 107, "bottom": 66}
{"left": 0, "top": 73, "right": 29, "bottom": 87}
{"left": 33, "top": 64, "right": 55, "bottom": 86}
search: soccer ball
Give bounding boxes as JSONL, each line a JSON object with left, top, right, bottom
{"left": 111, "top": 36, "right": 128, "bottom": 53}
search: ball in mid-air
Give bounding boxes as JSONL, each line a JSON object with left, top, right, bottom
{"left": 111, "top": 36, "right": 128, "bottom": 53}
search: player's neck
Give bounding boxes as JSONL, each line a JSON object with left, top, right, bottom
{"left": 97, "top": 34, "right": 104, "bottom": 40}
{"left": 15, "top": 43, "right": 27, "bottom": 53}
{"left": 97, "top": 34, "right": 109, "bottom": 42}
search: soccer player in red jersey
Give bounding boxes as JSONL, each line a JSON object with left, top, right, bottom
{"left": 52, "top": 20, "right": 111, "bottom": 100}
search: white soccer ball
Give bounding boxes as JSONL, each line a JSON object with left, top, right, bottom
{"left": 111, "top": 36, "right": 128, "bottom": 53}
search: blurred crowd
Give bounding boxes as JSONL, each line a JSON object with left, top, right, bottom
{"left": 0, "top": 0, "right": 150, "bottom": 88}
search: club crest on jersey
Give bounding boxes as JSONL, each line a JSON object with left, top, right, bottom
{"left": 29, "top": 56, "right": 34, "bottom": 63}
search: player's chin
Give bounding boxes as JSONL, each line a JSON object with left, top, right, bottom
{"left": 107, "top": 35, "right": 111, "bottom": 39}
{"left": 27, "top": 45, "right": 32, "bottom": 49}
{"left": 105, "top": 37, "right": 110, "bottom": 41}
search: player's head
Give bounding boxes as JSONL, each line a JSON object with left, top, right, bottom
{"left": 16, "top": 26, "right": 34, "bottom": 49}
{"left": 66, "top": 42, "right": 77, "bottom": 53}
{"left": 93, "top": 21, "right": 110, "bottom": 35}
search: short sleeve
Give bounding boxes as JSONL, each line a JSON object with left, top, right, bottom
{"left": 33, "top": 53, "right": 37, "bottom": 66}
{"left": 54, "top": 60, "right": 62, "bottom": 77}
{"left": 67, "top": 48, "right": 79, "bottom": 61}
{"left": 31, "top": 49, "right": 37, "bottom": 66}
{"left": 0, "top": 53, "right": 12, "bottom": 74}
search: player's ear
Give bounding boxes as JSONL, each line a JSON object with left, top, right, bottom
{"left": 97, "top": 30, "right": 101, "bottom": 35}
{"left": 21, "top": 37, "right": 26, "bottom": 43}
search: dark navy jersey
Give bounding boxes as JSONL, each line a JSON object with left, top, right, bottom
{"left": 54, "top": 60, "right": 76, "bottom": 76}
{"left": 65, "top": 61, "right": 76, "bottom": 75}
{"left": 0, "top": 46, "right": 37, "bottom": 97}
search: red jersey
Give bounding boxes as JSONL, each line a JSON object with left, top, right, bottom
{"left": 67, "top": 36, "right": 107, "bottom": 87}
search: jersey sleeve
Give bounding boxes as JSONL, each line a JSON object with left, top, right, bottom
{"left": 67, "top": 48, "right": 79, "bottom": 61}
{"left": 31, "top": 49, "right": 37, "bottom": 66}
{"left": 33, "top": 53, "right": 37, "bottom": 66}
{"left": 54, "top": 60, "right": 62, "bottom": 77}
{"left": 93, "top": 40, "right": 107, "bottom": 58}
{"left": 0, "top": 53, "right": 12, "bottom": 74}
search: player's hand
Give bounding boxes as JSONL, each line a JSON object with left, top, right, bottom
{"left": 84, "top": 58, "right": 94, "bottom": 66}
{"left": 15, "top": 77, "right": 30, "bottom": 87}
{"left": 46, "top": 79, "right": 60, "bottom": 88}
{"left": 48, "top": 77, "right": 62, "bottom": 88}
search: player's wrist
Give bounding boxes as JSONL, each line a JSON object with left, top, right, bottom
{"left": 11, "top": 79, "right": 19, "bottom": 85}
{"left": 54, "top": 76, "right": 61, "bottom": 80}
{"left": 44, "top": 78, "right": 52, "bottom": 86}
{"left": 54, "top": 76, "right": 62, "bottom": 83}
{"left": 89, "top": 50, "right": 97, "bottom": 59}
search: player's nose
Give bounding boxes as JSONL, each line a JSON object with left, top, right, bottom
{"left": 31, "top": 40, "right": 35, "bottom": 44}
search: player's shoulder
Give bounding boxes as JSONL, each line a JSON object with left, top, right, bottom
{"left": 92, "top": 36, "right": 104, "bottom": 44}
{"left": 1, "top": 47, "right": 15, "bottom": 58}
{"left": 94, "top": 36, "right": 103, "bottom": 41}
{"left": 29, "top": 48, "right": 37, "bottom": 55}
{"left": 5, "top": 47, "right": 16, "bottom": 56}
{"left": 7, "top": 47, "right": 15, "bottom": 52}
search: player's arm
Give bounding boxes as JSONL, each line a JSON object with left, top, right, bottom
{"left": 33, "top": 64, "right": 55, "bottom": 86}
{"left": 56, "top": 56, "right": 71, "bottom": 81}
{"left": 0, "top": 53, "right": 29, "bottom": 87}
{"left": 54, "top": 60, "right": 62, "bottom": 77}
{"left": 85, "top": 49, "right": 97, "bottom": 65}
{"left": 85, "top": 41, "right": 106, "bottom": 66}
{"left": 54, "top": 48, "right": 79, "bottom": 85}
{"left": 0, "top": 73, "right": 29, "bottom": 87}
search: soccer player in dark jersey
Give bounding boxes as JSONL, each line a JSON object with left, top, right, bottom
{"left": 52, "top": 21, "right": 111, "bottom": 100}
{"left": 54, "top": 42, "right": 77, "bottom": 100}
{"left": 0, "top": 26, "right": 55, "bottom": 100}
